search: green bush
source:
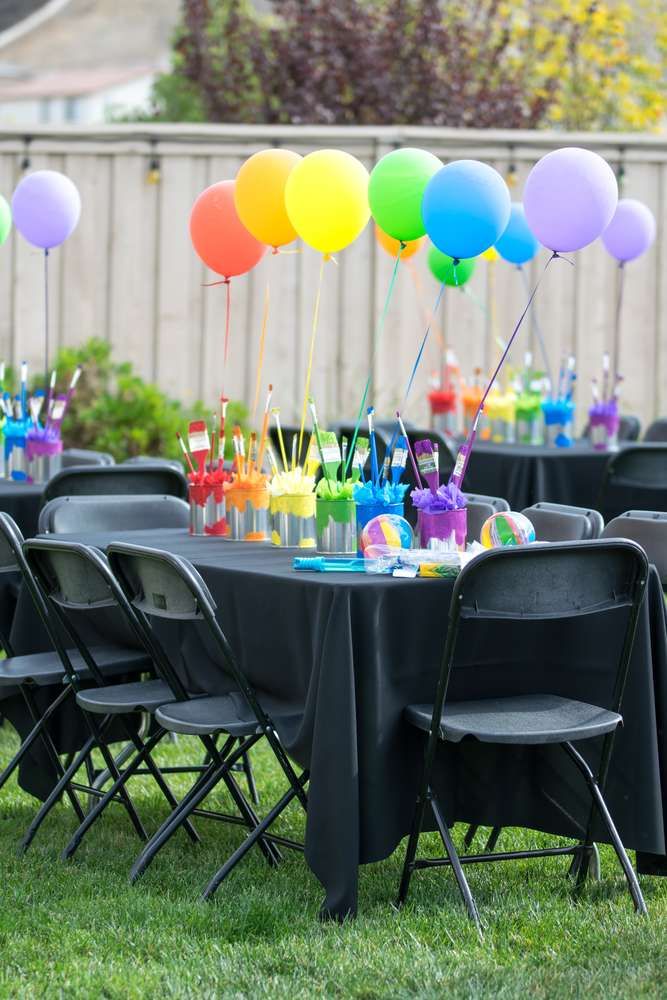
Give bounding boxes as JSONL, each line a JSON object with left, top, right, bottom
{"left": 52, "top": 339, "right": 246, "bottom": 463}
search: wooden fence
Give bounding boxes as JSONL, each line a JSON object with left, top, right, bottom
{"left": 0, "top": 123, "right": 665, "bottom": 431}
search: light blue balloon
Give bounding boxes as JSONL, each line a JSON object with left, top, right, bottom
{"left": 496, "top": 202, "right": 540, "bottom": 265}
{"left": 421, "top": 159, "right": 511, "bottom": 260}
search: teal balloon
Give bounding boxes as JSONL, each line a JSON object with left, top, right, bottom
{"left": 0, "top": 195, "right": 11, "bottom": 246}
{"left": 368, "top": 147, "right": 442, "bottom": 242}
{"left": 496, "top": 202, "right": 540, "bottom": 265}
{"left": 428, "top": 246, "right": 475, "bottom": 287}
{"left": 422, "top": 159, "right": 511, "bottom": 260}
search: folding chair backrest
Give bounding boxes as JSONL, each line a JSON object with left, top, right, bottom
{"left": 618, "top": 415, "right": 641, "bottom": 442}
{"left": 434, "top": 541, "right": 648, "bottom": 723}
{"left": 521, "top": 502, "right": 602, "bottom": 542}
{"left": 61, "top": 449, "right": 115, "bottom": 468}
{"left": 602, "top": 510, "right": 667, "bottom": 585}
{"left": 122, "top": 456, "right": 185, "bottom": 474}
{"left": 643, "top": 418, "right": 667, "bottom": 443}
{"left": 597, "top": 445, "right": 667, "bottom": 521}
{"left": 38, "top": 495, "right": 190, "bottom": 534}
{"left": 42, "top": 464, "right": 188, "bottom": 505}
{"left": 454, "top": 541, "right": 645, "bottom": 622}
{"left": 0, "top": 510, "right": 22, "bottom": 575}
{"left": 108, "top": 542, "right": 264, "bottom": 717}
{"left": 464, "top": 495, "right": 510, "bottom": 543}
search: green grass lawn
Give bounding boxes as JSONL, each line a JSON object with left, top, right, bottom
{"left": 0, "top": 725, "right": 665, "bottom": 999}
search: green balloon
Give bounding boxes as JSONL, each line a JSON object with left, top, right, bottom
{"left": 428, "top": 245, "right": 476, "bottom": 287}
{"left": 368, "top": 147, "right": 442, "bottom": 242}
{"left": 0, "top": 195, "right": 11, "bottom": 246}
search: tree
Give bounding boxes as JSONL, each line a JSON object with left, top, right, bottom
{"left": 144, "top": 0, "right": 667, "bottom": 131}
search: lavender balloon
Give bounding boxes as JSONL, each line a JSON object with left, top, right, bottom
{"left": 523, "top": 147, "right": 618, "bottom": 253}
{"left": 12, "top": 170, "right": 81, "bottom": 250}
{"left": 602, "top": 198, "right": 656, "bottom": 263}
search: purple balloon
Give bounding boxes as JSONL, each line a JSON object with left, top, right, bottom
{"left": 602, "top": 198, "right": 656, "bottom": 263}
{"left": 12, "top": 170, "right": 81, "bottom": 250}
{"left": 523, "top": 147, "right": 618, "bottom": 253}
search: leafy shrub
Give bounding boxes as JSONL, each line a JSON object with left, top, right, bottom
{"left": 52, "top": 339, "right": 246, "bottom": 463}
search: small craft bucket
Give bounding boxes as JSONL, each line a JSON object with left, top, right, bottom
{"left": 589, "top": 408, "right": 620, "bottom": 452}
{"left": 542, "top": 401, "right": 575, "bottom": 448}
{"left": 417, "top": 507, "right": 467, "bottom": 551}
{"left": 27, "top": 440, "right": 63, "bottom": 485}
{"left": 316, "top": 498, "right": 357, "bottom": 554}
{"left": 226, "top": 485, "right": 270, "bottom": 542}
{"left": 355, "top": 500, "right": 404, "bottom": 555}
{"left": 5, "top": 438, "right": 28, "bottom": 481}
{"left": 270, "top": 493, "right": 316, "bottom": 548}
{"left": 189, "top": 482, "right": 228, "bottom": 537}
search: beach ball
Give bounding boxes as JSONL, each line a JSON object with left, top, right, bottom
{"left": 360, "top": 514, "right": 413, "bottom": 554}
{"left": 480, "top": 511, "right": 535, "bottom": 549}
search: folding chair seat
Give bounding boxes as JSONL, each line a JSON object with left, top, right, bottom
{"left": 0, "top": 645, "right": 148, "bottom": 688}
{"left": 397, "top": 540, "right": 649, "bottom": 935}
{"left": 156, "top": 694, "right": 303, "bottom": 738}
{"left": 22, "top": 539, "right": 263, "bottom": 863}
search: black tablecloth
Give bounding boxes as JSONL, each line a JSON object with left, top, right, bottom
{"left": 464, "top": 443, "right": 613, "bottom": 511}
{"left": 7, "top": 529, "right": 666, "bottom": 918}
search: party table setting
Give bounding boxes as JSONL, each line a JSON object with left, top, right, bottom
{"left": 1, "top": 138, "right": 666, "bottom": 922}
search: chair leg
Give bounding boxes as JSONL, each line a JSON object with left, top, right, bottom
{"left": 242, "top": 751, "right": 260, "bottom": 806}
{"left": 19, "top": 734, "right": 99, "bottom": 853}
{"left": 463, "top": 824, "right": 478, "bottom": 851}
{"left": 430, "top": 790, "right": 483, "bottom": 937}
{"left": 484, "top": 826, "right": 501, "bottom": 853}
{"left": 397, "top": 790, "right": 429, "bottom": 908}
{"left": 201, "top": 772, "right": 309, "bottom": 901}
{"left": 130, "top": 758, "right": 226, "bottom": 883}
{"left": 562, "top": 742, "right": 647, "bottom": 915}
{"left": 0, "top": 684, "right": 73, "bottom": 793}
{"left": 85, "top": 715, "right": 148, "bottom": 845}
{"left": 125, "top": 727, "right": 200, "bottom": 845}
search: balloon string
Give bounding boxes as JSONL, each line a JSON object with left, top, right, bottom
{"left": 405, "top": 259, "right": 444, "bottom": 351}
{"left": 252, "top": 280, "right": 270, "bottom": 420}
{"left": 612, "top": 261, "right": 625, "bottom": 376}
{"left": 518, "top": 265, "right": 553, "bottom": 390}
{"left": 43, "top": 248, "right": 49, "bottom": 391}
{"left": 297, "top": 254, "right": 326, "bottom": 468}
{"left": 343, "top": 245, "right": 404, "bottom": 477}
{"left": 402, "top": 280, "right": 446, "bottom": 409}
{"left": 455, "top": 251, "right": 560, "bottom": 489}
{"left": 222, "top": 279, "right": 231, "bottom": 394}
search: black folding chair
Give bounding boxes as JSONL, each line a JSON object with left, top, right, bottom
{"left": 644, "top": 418, "right": 667, "bottom": 443}
{"left": 0, "top": 514, "right": 151, "bottom": 844}
{"left": 61, "top": 449, "right": 115, "bottom": 468}
{"left": 603, "top": 510, "right": 667, "bottom": 586}
{"left": 122, "top": 456, "right": 184, "bottom": 474}
{"left": 106, "top": 542, "right": 309, "bottom": 898}
{"left": 39, "top": 495, "right": 190, "bottom": 534}
{"left": 397, "top": 540, "right": 649, "bottom": 934}
{"left": 596, "top": 445, "right": 667, "bottom": 521}
{"left": 42, "top": 464, "right": 188, "bottom": 505}
{"left": 464, "top": 494, "right": 510, "bottom": 543}
{"left": 21, "top": 539, "right": 268, "bottom": 863}
{"left": 522, "top": 502, "right": 604, "bottom": 542}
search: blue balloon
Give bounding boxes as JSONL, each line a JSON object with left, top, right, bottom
{"left": 496, "top": 202, "right": 540, "bottom": 265}
{"left": 421, "top": 159, "right": 511, "bottom": 260}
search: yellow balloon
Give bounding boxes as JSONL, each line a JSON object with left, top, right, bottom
{"left": 482, "top": 246, "right": 499, "bottom": 262}
{"left": 375, "top": 225, "right": 424, "bottom": 260}
{"left": 285, "top": 149, "right": 370, "bottom": 255}
{"left": 235, "top": 148, "right": 302, "bottom": 249}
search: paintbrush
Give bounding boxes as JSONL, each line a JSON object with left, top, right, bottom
{"left": 602, "top": 352, "right": 610, "bottom": 403}
{"left": 232, "top": 424, "right": 245, "bottom": 477}
{"left": 367, "top": 406, "right": 379, "bottom": 485}
{"left": 188, "top": 420, "right": 210, "bottom": 483}
{"left": 414, "top": 439, "right": 439, "bottom": 495}
{"left": 351, "top": 435, "right": 369, "bottom": 483}
{"left": 210, "top": 412, "right": 218, "bottom": 471}
{"left": 390, "top": 435, "right": 409, "bottom": 485}
{"left": 61, "top": 365, "right": 82, "bottom": 420}
{"left": 20, "top": 362, "right": 27, "bottom": 421}
{"left": 396, "top": 411, "right": 422, "bottom": 487}
{"left": 318, "top": 430, "right": 342, "bottom": 487}
{"left": 29, "top": 391, "right": 45, "bottom": 428}
{"left": 46, "top": 395, "right": 67, "bottom": 435}
{"left": 265, "top": 443, "right": 280, "bottom": 477}
{"left": 271, "top": 407, "right": 289, "bottom": 472}
{"left": 256, "top": 383, "right": 273, "bottom": 474}
{"left": 247, "top": 431, "right": 258, "bottom": 477}
{"left": 591, "top": 377, "right": 600, "bottom": 404}
{"left": 176, "top": 431, "right": 196, "bottom": 476}
{"left": 219, "top": 396, "right": 229, "bottom": 466}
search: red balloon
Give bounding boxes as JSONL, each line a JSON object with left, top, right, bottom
{"left": 189, "top": 180, "right": 266, "bottom": 279}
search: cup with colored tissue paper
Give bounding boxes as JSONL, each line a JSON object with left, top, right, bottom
{"left": 588, "top": 401, "right": 620, "bottom": 452}
{"left": 226, "top": 482, "right": 270, "bottom": 542}
{"left": 270, "top": 492, "right": 317, "bottom": 548}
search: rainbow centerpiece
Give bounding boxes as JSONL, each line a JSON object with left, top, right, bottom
{"left": 360, "top": 513, "right": 413, "bottom": 554}
{"left": 480, "top": 510, "right": 536, "bottom": 549}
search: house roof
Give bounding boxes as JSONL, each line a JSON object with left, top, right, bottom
{"left": 0, "top": 64, "right": 152, "bottom": 100}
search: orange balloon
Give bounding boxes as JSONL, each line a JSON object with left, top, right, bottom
{"left": 190, "top": 180, "right": 266, "bottom": 279}
{"left": 375, "top": 225, "right": 423, "bottom": 260}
